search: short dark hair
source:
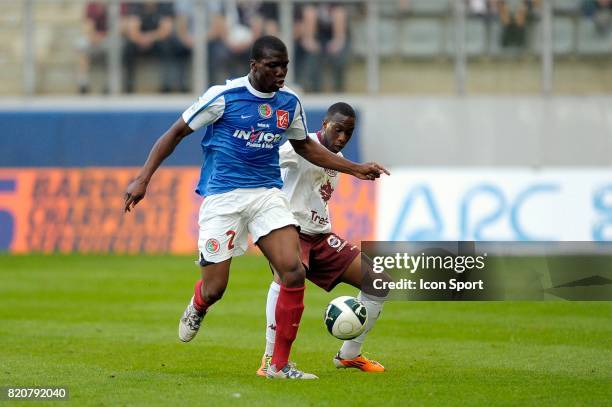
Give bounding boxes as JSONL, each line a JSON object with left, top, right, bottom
{"left": 250, "top": 36, "right": 287, "bottom": 61}
{"left": 325, "top": 102, "right": 356, "bottom": 120}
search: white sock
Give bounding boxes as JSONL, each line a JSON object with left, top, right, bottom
{"left": 264, "top": 281, "right": 280, "bottom": 356}
{"left": 339, "top": 291, "right": 384, "bottom": 359}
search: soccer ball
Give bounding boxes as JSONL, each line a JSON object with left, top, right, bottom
{"left": 324, "top": 296, "right": 368, "bottom": 340}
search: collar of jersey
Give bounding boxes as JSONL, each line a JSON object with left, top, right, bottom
{"left": 243, "top": 75, "right": 275, "bottom": 99}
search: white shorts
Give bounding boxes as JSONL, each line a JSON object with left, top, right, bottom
{"left": 197, "top": 187, "right": 299, "bottom": 264}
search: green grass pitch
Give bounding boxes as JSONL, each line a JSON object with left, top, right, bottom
{"left": 1, "top": 254, "right": 610, "bottom": 406}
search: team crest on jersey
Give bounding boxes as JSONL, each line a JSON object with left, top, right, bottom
{"left": 205, "top": 238, "right": 220, "bottom": 254}
{"left": 258, "top": 103, "right": 273, "bottom": 119}
{"left": 327, "top": 235, "right": 342, "bottom": 249}
{"left": 320, "top": 180, "right": 334, "bottom": 203}
{"left": 276, "top": 109, "right": 289, "bottom": 129}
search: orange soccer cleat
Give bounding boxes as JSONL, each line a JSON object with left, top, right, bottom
{"left": 333, "top": 353, "right": 385, "bottom": 372}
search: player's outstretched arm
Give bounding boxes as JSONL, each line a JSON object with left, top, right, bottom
{"left": 289, "top": 137, "right": 390, "bottom": 181}
{"left": 124, "top": 117, "right": 193, "bottom": 212}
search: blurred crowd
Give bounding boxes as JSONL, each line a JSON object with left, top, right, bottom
{"left": 466, "top": 0, "right": 542, "bottom": 49}
{"left": 468, "top": 0, "right": 611, "bottom": 47}
{"left": 77, "top": 1, "right": 352, "bottom": 94}
{"left": 76, "top": 1, "right": 612, "bottom": 94}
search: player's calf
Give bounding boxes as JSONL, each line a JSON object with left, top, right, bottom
{"left": 201, "top": 285, "right": 226, "bottom": 305}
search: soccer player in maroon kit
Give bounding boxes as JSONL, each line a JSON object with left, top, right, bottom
{"left": 257, "top": 102, "right": 388, "bottom": 376}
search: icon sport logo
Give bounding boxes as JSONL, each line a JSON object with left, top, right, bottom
{"left": 258, "top": 103, "right": 273, "bottom": 119}
{"left": 205, "top": 238, "right": 220, "bottom": 254}
{"left": 276, "top": 110, "right": 289, "bottom": 129}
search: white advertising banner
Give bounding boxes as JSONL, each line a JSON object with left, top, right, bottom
{"left": 377, "top": 169, "right": 612, "bottom": 241}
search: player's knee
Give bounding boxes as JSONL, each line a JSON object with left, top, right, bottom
{"left": 275, "top": 256, "right": 304, "bottom": 275}
{"left": 277, "top": 258, "right": 305, "bottom": 288}
{"left": 362, "top": 254, "right": 391, "bottom": 298}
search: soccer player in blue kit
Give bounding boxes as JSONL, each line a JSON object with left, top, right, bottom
{"left": 123, "top": 36, "right": 388, "bottom": 379}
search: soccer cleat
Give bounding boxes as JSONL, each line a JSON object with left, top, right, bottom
{"left": 256, "top": 354, "right": 272, "bottom": 377}
{"left": 266, "top": 363, "right": 318, "bottom": 380}
{"left": 333, "top": 353, "right": 385, "bottom": 372}
{"left": 178, "top": 296, "right": 205, "bottom": 342}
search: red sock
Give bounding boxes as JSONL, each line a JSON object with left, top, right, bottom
{"left": 193, "top": 280, "right": 209, "bottom": 314}
{"left": 271, "top": 285, "right": 305, "bottom": 370}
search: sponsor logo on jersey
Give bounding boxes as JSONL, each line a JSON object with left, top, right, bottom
{"left": 258, "top": 103, "right": 273, "bottom": 119}
{"left": 311, "top": 210, "right": 329, "bottom": 225}
{"left": 232, "top": 129, "right": 283, "bottom": 148}
{"left": 324, "top": 168, "right": 338, "bottom": 177}
{"left": 276, "top": 109, "right": 289, "bottom": 129}
{"left": 205, "top": 238, "right": 220, "bottom": 254}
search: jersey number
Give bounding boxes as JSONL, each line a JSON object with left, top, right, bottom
{"left": 226, "top": 230, "right": 236, "bottom": 250}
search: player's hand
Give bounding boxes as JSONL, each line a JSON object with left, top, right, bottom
{"left": 353, "top": 162, "right": 390, "bottom": 181}
{"left": 124, "top": 178, "right": 148, "bottom": 213}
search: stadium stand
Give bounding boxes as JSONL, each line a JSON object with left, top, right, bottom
{"left": 0, "top": 0, "right": 610, "bottom": 95}
{"left": 577, "top": 17, "right": 612, "bottom": 53}
{"left": 34, "top": 1, "right": 83, "bottom": 93}
{"left": 400, "top": 17, "right": 448, "bottom": 58}
{"left": 446, "top": 17, "right": 488, "bottom": 56}
{"left": 0, "top": 2, "right": 23, "bottom": 94}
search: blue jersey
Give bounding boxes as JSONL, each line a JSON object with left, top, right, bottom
{"left": 181, "top": 76, "right": 308, "bottom": 196}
